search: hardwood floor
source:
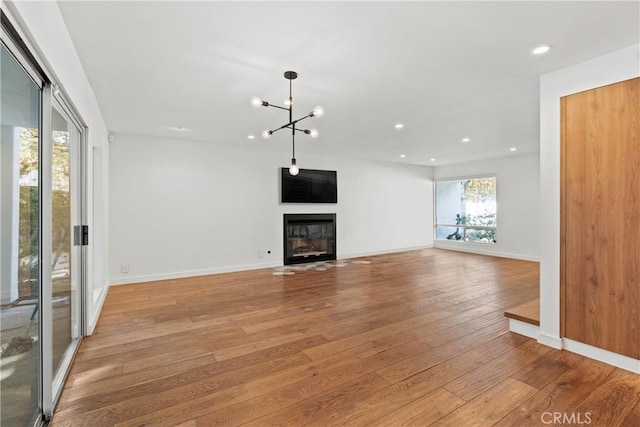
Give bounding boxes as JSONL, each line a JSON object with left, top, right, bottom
{"left": 51, "top": 249, "right": 640, "bottom": 426}
{"left": 504, "top": 299, "right": 540, "bottom": 326}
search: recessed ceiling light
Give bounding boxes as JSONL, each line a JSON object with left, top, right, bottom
{"left": 430, "top": 158, "right": 436, "bottom": 162}
{"left": 462, "top": 137, "right": 471, "bottom": 143}
{"left": 510, "top": 147, "right": 517, "bottom": 152}
{"left": 400, "top": 154, "right": 406, "bottom": 158}
{"left": 531, "top": 45, "right": 551, "bottom": 55}
{"left": 248, "top": 134, "right": 255, "bottom": 140}
{"left": 394, "top": 123, "right": 404, "bottom": 130}
{"left": 169, "top": 125, "right": 187, "bottom": 131}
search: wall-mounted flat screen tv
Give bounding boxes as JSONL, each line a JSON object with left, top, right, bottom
{"left": 281, "top": 168, "right": 337, "bottom": 203}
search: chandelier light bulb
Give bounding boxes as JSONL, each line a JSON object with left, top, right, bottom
{"left": 289, "top": 159, "right": 299, "bottom": 176}
{"left": 251, "top": 96, "right": 263, "bottom": 108}
{"left": 312, "top": 105, "right": 325, "bottom": 118}
{"left": 262, "top": 130, "right": 272, "bottom": 139}
{"left": 309, "top": 129, "right": 319, "bottom": 138}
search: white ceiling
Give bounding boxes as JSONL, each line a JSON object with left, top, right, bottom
{"left": 57, "top": 1, "right": 639, "bottom": 166}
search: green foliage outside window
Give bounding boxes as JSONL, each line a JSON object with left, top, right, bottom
{"left": 445, "top": 177, "right": 497, "bottom": 243}
{"left": 18, "top": 128, "right": 70, "bottom": 297}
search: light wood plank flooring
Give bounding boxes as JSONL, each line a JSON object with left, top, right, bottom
{"left": 51, "top": 249, "right": 640, "bottom": 426}
{"left": 504, "top": 299, "right": 540, "bottom": 326}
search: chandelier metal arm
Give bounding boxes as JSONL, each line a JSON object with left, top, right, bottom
{"left": 267, "top": 114, "right": 314, "bottom": 135}
{"left": 266, "top": 104, "right": 289, "bottom": 111}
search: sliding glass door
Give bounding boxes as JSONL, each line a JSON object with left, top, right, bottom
{"left": 1, "top": 40, "right": 43, "bottom": 427}
{"left": 1, "top": 20, "right": 86, "bottom": 425}
{"left": 50, "top": 102, "right": 83, "bottom": 396}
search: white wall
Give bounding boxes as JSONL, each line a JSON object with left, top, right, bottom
{"left": 432, "top": 152, "right": 540, "bottom": 261}
{"left": 5, "top": 1, "right": 111, "bottom": 334}
{"left": 539, "top": 44, "right": 640, "bottom": 371}
{"left": 109, "top": 134, "right": 433, "bottom": 284}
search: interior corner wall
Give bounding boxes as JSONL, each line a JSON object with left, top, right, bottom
{"left": 5, "top": 1, "right": 111, "bottom": 334}
{"left": 431, "top": 152, "right": 540, "bottom": 261}
{"left": 539, "top": 44, "right": 640, "bottom": 351}
{"left": 108, "top": 134, "right": 434, "bottom": 285}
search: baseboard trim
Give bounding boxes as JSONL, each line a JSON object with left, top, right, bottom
{"left": 508, "top": 318, "right": 539, "bottom": 340}
{"left": 108, "top": 245, "right": 436, "bottom": 286}
{"left": 563, "top": 338, "right": 640, "bottom": 374}
{"left": 433, "top": 241, "right": 540, "bottom": 262}
{"left": 537, "top": 332, "right": 563, "bottom": 349}
{"left": 86, "top": 283, "right": 109, "bottom": 335}
{"left": 109, "top": 261, "right": 282, "bottom": 286}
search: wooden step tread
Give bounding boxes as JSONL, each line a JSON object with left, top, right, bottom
{"left": 504, "top": 299, "right": 540, "bottom": 326}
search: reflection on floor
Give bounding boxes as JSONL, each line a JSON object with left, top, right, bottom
{"left": 0, "top": 303, "right": 38, "bottom": 426}
{"left": 273, "top": 260, "right": 354, "bottom": 275}
{"left": 1, "top": 296, "right": 71, "bottom": 425}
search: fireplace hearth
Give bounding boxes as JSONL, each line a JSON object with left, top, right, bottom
{"left": 283, "top": 214, "right": 336, "bottom": 265}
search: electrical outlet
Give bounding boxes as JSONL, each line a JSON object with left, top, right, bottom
{"left": 120, "top": 264, "right": 130, "bottom": 274}
{"left": 258, "top": 250, "right": 272, "bottom": 258}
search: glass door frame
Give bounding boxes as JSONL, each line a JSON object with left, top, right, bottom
{"left": 48, "top": 94, "right": 86, "bottom": 409}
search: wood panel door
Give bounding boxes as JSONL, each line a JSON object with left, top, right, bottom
{"left": 561, "top": 77, "right": 639, "bottom": 359}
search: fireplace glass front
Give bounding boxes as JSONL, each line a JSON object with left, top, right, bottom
{"left": 283, "top": 214, "right": 336, "bottom": 265}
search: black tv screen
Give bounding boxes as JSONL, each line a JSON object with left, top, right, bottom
{"left": 281, "top": 168, "right": 337, "bottom": 203}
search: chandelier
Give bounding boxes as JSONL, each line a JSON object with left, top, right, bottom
{"left": 251, "top": 71, "right": 324, "bottom": 175}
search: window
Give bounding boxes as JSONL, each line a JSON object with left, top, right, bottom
{"left": 435, "top": 176, "right": 497, "bottom": 244}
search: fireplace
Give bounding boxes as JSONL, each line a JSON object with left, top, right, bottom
{"left": 283, "top": 214, "right": 336, "bottom": 265}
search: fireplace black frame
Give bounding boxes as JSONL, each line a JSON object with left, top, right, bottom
{"left": 283, "top": 213, "right": 336, "bottom": 265}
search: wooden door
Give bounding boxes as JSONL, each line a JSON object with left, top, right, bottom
{"left": 561, "top": 77, "right": 639, "bottom": 359}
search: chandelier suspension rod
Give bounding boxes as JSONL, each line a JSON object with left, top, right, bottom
{"left": 289, "top": 78, "right": 293, "bottom": 125}
{"left": 290, "top": 77, "right": 297, "bottom": 166}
